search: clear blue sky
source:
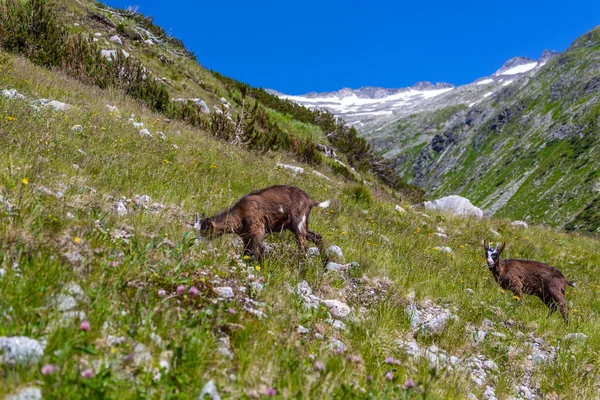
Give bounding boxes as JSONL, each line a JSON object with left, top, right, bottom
{"left": 103, "top": 0, "right": 599, "bottom": 94}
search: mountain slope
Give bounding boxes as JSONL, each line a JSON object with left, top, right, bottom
{"left": 358, "top": 27, "right": 600, "bottom": 232}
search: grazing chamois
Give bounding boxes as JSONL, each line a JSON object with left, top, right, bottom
{"left": 194, "top": 185, "right": 329, "bottom": 258}
{"left": 483, "top": 240, "right": 575, "bottom": 323}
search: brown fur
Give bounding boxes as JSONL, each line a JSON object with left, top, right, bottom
{"left": 195, "top": 185, "right": 327, "bottom": 258}
{"left": 483, "top": 240, "right": 575, "bottom": 324}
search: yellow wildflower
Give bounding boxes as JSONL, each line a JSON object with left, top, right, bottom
{"left": 21, "top": 178, "right": 29, "bottom": 185}
{"left": 163, "top": 159, "right": 171, "bottom": 164}
{"left": 210, "top": 165, "right": 217, "bottom": 169}
{"left": 74, "top": 237, "right": 82, "bottom": 244}
{"left": 6, "top": 116, "right": 15, "bottom": 121}
{"left": 341, "top": 231, "right": 346, "bottom": 235}
{"left": 513, "top": 295, "right": 520, "bottom": 301}
{"left": 255, "top": 265, "right": 261, "bottom": 271}
{"left": 243, "top": 255, "right": 250, "bottom": 260}
{"left": 460, "top": 245, "right": 465, "bottom": 249}
{"left": 500, "top": 289, "right": 505, "bottom": 293}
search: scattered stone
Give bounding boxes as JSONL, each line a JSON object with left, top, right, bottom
{"left": 416, "top": 212, "right": 430, "bottom": 219}
{"left": 329, "top": 338, "right": 347, "bottom": 353}
{"left": 144, "top": 39, "right": 154, "bottom": 45}
{"left": 199, "top": 380, "right": 221, "bottom": 400}
{"left": 71, "top": 124, "right": 83, "bottom": 132}
{"left": 321, "top": 299, "right": 351, "bottom": 319}
{"left": 564, "top": 333, "right": 588, "bottom": 342}
{"left": 2, "top": 88, "right": 26, "bottom": 99}
{"left": 474, "top": 330, "right": 487, "bottom": 343}
{"left": 406, "top": 304, "right": 457, "bottom": 334}
{"left": 133, "top": 194, "right": 151, "bottom": 209}
{"left": 312, "top": 170, "right": 331, "bottom": 181}
{"left": 511, "top": 221, "right": 528, "bottom": 228}
{"left": 325, "top": 245, "right": 344, "bottom": 262}
{"left": 276, "top": 163, "right": 304, "bottom": 174}
{"left": 297, "top": 280, "right": 321, "bottom": 309}
{"left": 417, "top": 195, "right": 483, "bottom": 219}
{"left": 94, "top": 32, "right": 102, "bottom": 37}
{"left": 465, "top": 288, "right": 475, "bottom": 295}
{"left": 106, "top": 335, "right": 127, "bottom": 347}
{"left": 39, "top": 99, "right": 71, "bottom": 111}
{"left": 115, "top": 201, "right": 128, "bottom": 216}
{"left": 0, "top": 336, "right": 45, "bottom": 365}
{"left": 325, "top": 262, "right": 345, "bottom": 272}
{"left": 157, "top": 131, "right": 166, "bottom": 140}
{"left": 436, "top": 246, "right": 453, "bottom": 254}
{"left": 213, "top": 287, "right": 234, "bottom": 299}
{"left": 434, "top": 232, "right": 448, "bottom": 239}
{"left": 106, "top": 104, "right": 119, "bottom": 113}
{"left": 395, "top": 205, "right": 406, "bottom": 212}
{"left": 483, "top": 386, "right": 497, "bottom": 400}
{"left": 100, "top": 49, "right": 117, "bottom": 60}
{"left": 307, "top": 247, "right": 320, "bottom": 256}
{"left": 139, "top": 128, "right": 152, "bottom": 137}
{"left": 297, "top": 325, "right": 309, "bottom": 334}
{"left": 6, "top": 387, "right": 42, "bottom": 400}
{"left": 491, "top": 332, "right": 506, "bottom": 339}
{"left": 332, "top": 320, "right": 346, "bottom": 331}
{"left": 109, "top": 35, "right": 123, "bottom": 45}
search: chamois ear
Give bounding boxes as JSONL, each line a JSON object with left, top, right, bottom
{"left": 497, "top": 242, "right": 506, "bottom": 254}
{"left": 483, "top": 239, "right": 489, "bottom": 251}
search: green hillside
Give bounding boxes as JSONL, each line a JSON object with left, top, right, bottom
{"left": 1, "top": 1, "right": 600, "bottom": 399}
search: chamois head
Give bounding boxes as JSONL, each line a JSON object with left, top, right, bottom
{"left": 193, "top": 212, "right": 210, "bottom": 240}
{"left": 483, "top": 240, "right": 505, "bottom": 268}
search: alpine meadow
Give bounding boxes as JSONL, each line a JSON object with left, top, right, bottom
{"left": 0, "top": 1, "right": 600, "bottom": 399}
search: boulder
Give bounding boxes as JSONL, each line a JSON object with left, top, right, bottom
{"left": 418, "top": 195, "right": 483, "bottom": 218}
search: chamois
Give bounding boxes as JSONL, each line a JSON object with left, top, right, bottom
{"left": 483, "top": 240, "right": 575, "bottom": 323}
{"left": 194, "top": 185, "right": 329, "bottom": 258}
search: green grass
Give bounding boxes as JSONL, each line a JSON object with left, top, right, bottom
{"left": 1, "top": 50, "right": 600, "bottom": 399}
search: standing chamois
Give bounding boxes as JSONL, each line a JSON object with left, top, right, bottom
{"left": 194, "top": 185, "right": 329, "bottom": 258}
{"left": 483, "top": 240, "right": 575, "bottom": 324}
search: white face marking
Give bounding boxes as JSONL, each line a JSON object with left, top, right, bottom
{"left": 297, "top": 214, "right": 306, "bottom": 232}
{"left": 486, "top": 248, "right": 499, "bottom": 266}
{"left": 279, "top": 206, "right": 284, "bottom": 213}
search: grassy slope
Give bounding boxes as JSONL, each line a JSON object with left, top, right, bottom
{"left": 1, "top": 50, "right": 600, "bottom": 399}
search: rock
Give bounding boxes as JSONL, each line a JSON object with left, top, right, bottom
{"left": 297, "top": 281, "right": 321, "bottom": 309}
{"left": 41, "top": 100, "right": 71, "bottom": 111}
{"left": 482, "top": 319, "right": 494, "bottom": 328}
{"left": 321, "top": 300, "right": 351, "bottom": 319}
{"left": 474, "top": 330, "right": 487, "bottom": 343}
{"left": 312, "top": 170, "right": 331, "bottom": 181}
{"left": 434, "top": 232, "right": 448, "bottom": 238}
{"left": 418, "top": 195, "right": 483, "bottom": 219}
{"left": 6, "top": 387, "right": 42, "bottom": 400}
{"left": 491, "top": 332, "right": 506, "bottom": 339}
{"left": 101, "top": 49, "right": 117, "bottom": 60}
{"left": 395, "top": 205, "right": 406, "bottom": 212}
{"left": 139, "top": 128, "right": 152, "bottom": 137}
{"left": 133, "top": 195, "right": 151, "bottom": 209}
{"left": 106, "top": 104, "right": 119, "bottom": 113}
{"left": 297, "top": 281, "right": 312, "bottom": 297}
{"left": 436, "top": 246, "right": 453, "bottom": 253}
{"left": 199, "top": 380, "right": 221, "bottom": 400}
{"left": 157, "top": 131, "right": 166, "bottom": 140}
{"left": 406, "top": 304, "right": 421, "bottom": 328}
{"left": 467, "top": 393, "right": 478, "bottom": 400}
{"left": 71, "top": 124, "right": 83, "bottom": 132}
{"left": 329, "top": 338, "right": 347, "bottom": 353}
{"left": 517, "top": 385, "right": 535, "bottom": 399}
{"left": 94, "top": 32, "right": 102, "bottom": 37}
{"left": 115, "top": 201, "right": 128, "bottom": 216}
{"left": 332, "top": 320, "right": 346, "bottom": 331}
{"left": 109, "top": 35, "right": 123, "bottom": 45}
{"left": 194, "top": 99, "right": 210, "bottom": 114}
{"left": 106, "top": 335, "right": 128, "bottom": 347}
{"left": 122, "top": 50, "right": 130, "bottom": 58}
{"left": 213, "top": 287, "right": 234, "bottom": 299}
{"left": 397, "top": 340, "right": 421, "bottom": 356}
{"left": 1, "top": 88, "right": 25, "bottom": 100}
{"left": 423, "top": 311, "right": 455, "bottom": 334}
{"left": 0, "top": 336, "right": 45, "bottom": 365}
{"left": 144, "top": 39, "right": 154, "bottom": 45}
{"left": 52, "top": 294, "right": 78, "bottom": 311}
{"left": 564, "top": 333, "right": 588, "bottom": 342}
{"left": 276, "top": 163, "right": 304, "bottom": 174}
{"left": 325, "top": 245, "right": 344, "bottom": 262}
{"left": 307, "top": 247, "right": 320, "bottom": 256}
{"left": 483, "top": 386, "right": 497, "bottom": 400}
{"left": 297, "top": 325, "right": 309, "bottom": 334}
{"left": 511, "top": 220, "right": 528, "bottom": 228}
{"left": 219, "top": 97, "right": 228, "bottom": 104}
{"left": 325, "top": 262, "right": 345, "bottom": 272}
{"left": 465, "top": 288, "right": 475, "bottom": 295}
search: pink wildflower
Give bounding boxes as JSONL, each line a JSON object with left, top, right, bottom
{"left": 80, "top": 321, "right": 90, "bottom": 331}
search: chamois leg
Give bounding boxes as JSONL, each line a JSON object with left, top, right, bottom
{"left": 290, "top": 217, "right": 307, "bottom": 253}
{"left": 509, "top": 282, "right": 524, "bottom": 303}
{"left": 549, "top": 286, "right": 570, "bottom": 324}
{"left": 306, "top": 229, "right": 323, "bottom": 246}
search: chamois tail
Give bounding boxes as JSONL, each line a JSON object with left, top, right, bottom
{"left": 316, "top": 200, "right": 330, "bottom": 209}
{"left": 567, "top": 281, "right": 576, "bottom": 288}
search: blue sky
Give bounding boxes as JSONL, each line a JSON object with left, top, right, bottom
{"left": 103, "top": 0, "right": 600, "bottom": 94}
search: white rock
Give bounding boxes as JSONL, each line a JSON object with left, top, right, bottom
{"left": 325, "top": 262, "right": 345, "bottom": 272}
{"left": 133, "top": 195, "right": 151, "bottom": 209}
{"left": 122, "top": 50, "right": 130, "bottom": 58}
{"left": 511, "top": 220, "right": 528, "bottom": 228}
{"left": 312, "top": 170, "right": 331, "bottom": 181}
{"left": 71, "top": 124, "right": 83, "bottom": 132}
{"left": 139, "top": 128, "right": 152, "bottom": 137}
{"left": 109, "top": 35, "right": 123, "bottom": 45}
{"left": 406, "top": 304, "right": 421, "bottom": 328}
{"left": 325, "top": 245, "right": 344, "bottom": 262}
{"left": 6, "top": 387, "right": 42, "bottom": 400}
{"left": 474, "top": 330, "right": 487, "bottom": 343}
{"left": 332, "top": 320, "right": 346, "bottom": 331}
{"left": 157, "top": 131, "right": 166, "bottom": 140}
{"left": 420, "top": 195, "right": 483, "bottom": 219}
{"left": 395, "top": 205, "right": 406, "bottom": 212}
{"left": 1, "top": 89, "right": 25, "bottom": 100}
{"left": 436, "top": 246, "right": 453, "bottom": 253}
{"left": 0, "top": 336, "right": 45, "bottom": 365}
{"left": 52, "top": 294, "right": 78, "bottom": 311}
{"left": 564, "top": 333, "right": 588, "bottom": 342}
{"left": 144, "top": 39, "right": 154, "bottom": 45}
{"left": 321, "top": 299, "right": 351, "bottom": 319}
{"left": 101, "top": 49, "right": 117, "bottom": 60}
{"left": 276, "top": 163, "right": 304, "bottom": 174}
{"left": 434, "top": 232, "right": 448, "bottom": 239}
{"left": 116, "top": 201, "right": 128, "bottom": 216}
{"left": 297, "top": 281, "right": 312, "bottom": 297}
{"left": 219, "top": 97, "right": 228, "bottom": 104}
{"left": 213, "top": 287, "right": 234, "bottom": 298}
{"left": 94, "top": 32, "right": 102, "bottom": 37}
{"left": 43, "top": 100, "right": 71, "bottom": 111}
{"left": 106, "top": 104, "right": 119, "bottom": 113}
{"left": 199, "top": 380, "right": 221, "bottom": 400}
{"left": 517, "top": 385, "right": 535, "bottom": 399}
{"left": 297, "top": 325, "right": 309, "bottom": 334}
{"left": 307, "top": 247, "right": 320, "bottom": 256}
{"left": 465, "top": 288, "right": 475, "bottom": 295}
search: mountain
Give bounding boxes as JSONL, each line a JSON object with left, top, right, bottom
{"left": 357, "top": 29, "right": 600, "bottom": 232}
{"left": 271, "top": 53, "right": 557, "bottom": 127}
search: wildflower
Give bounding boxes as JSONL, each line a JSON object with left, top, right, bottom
{"left": 460, "top": 245, "right": 465, "bottom": 249}
{"left": 21, "top": 178, "right": 29, "bottom": 185}
{"left": 163, "top": 159, "right": 171, "bottom": 164}
{"left": 255, "top": 265, "right": 261, "bottom": 271}
{"left": 341, "top": 231, "right": 346, "bottom": 235}
{"left": 228, "top": 307, "right": 237, "bottom": 314}
{"left": 366, "top": 375, "right": 374, "bottom": 382}
{"left": 265, "top": 387, "right": 276, "bottom": 396}
{"left": 6, "top": 116, "right": 15, "bottom": 121}
{"left": 80, "top": 321, "right": 90, "bottom": 331}
{"left": 108, "top": 261, "right": 117, "bottom": 267}
{"left": 403, "top": 378, "right": 416, "bottom": 390}
{"left": 176, "top": 285, "right": 185, "bottom": 295}
{"left": 385, "top": 371, "right": 394, "bottom": 381}
{"left": 434, "top": 247, "right": 439, "bottom": 251}
{"left": 41, "top": 364, "right": 59, "bottom": 375}
{"left": 209, "top": 165, "right": 216, "bottom": 169}
{"left": 243, "top": 255, "right": 250, "bottom": 260}
{"left": 347, "top": 354, "right": 362, "bottom": 364}
{"left": 157, "top": 289, "right": 167, "bottom": 297}
{"left": 314, "top": 361, "right": 325, "bottom": 372}
{"left": 500, "top": 289, "right": 505, "bottom": 293}
{"left": 384, "top": 356, "right": 394, "bottom": 364}
{"left": 513, "top": 295, "right": 520, "bottom": 301}
{"left": 189, "top": 286, "right": 199, "bottom": 296}
{"left": 74, "top": 236, "right": 82, "bottom": 244}
{"left": 80, "top": 369, "right": 94, "bottom": 379}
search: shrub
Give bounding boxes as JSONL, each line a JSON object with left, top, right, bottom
{"left": 343, "top": 185, "right": 373, "bottom": 206}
